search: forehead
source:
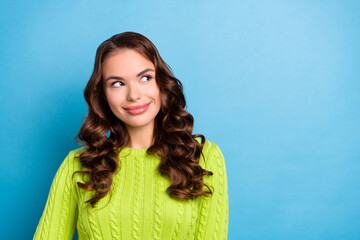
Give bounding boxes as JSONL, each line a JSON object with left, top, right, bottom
{"left": 102, "top": 49, "right": 154, "bottom": 76}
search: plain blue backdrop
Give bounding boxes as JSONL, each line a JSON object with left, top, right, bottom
{"left": 1, "top": 1, "right": 359, "bottom": 239}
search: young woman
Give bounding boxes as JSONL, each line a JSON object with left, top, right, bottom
{"left": 33, "top": 32, "right": 229, "bottom": 240}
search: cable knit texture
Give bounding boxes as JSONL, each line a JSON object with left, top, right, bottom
{"left": 33, "top": 139, "right": 229, "bottom": 240}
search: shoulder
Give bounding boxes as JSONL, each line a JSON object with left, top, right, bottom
{"left": 195, "top": 137, "right": 225, "bottom": 169}
{"left": 194, "top": 138, "right": 228, "bottom": 191}
{"left": 68, "top": 146, "right": 87, "bottom": 158}
{"left": 195, "top": 137, "right": 223, "bottom": 156}
{"left": 61, "top": 146, "right": 87, "bottom": 172}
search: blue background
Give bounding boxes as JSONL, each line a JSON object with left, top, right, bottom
{"left": 1, "top": 1, "right": 359, "bottom": 239}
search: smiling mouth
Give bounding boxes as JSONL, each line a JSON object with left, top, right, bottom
{"left": 123, "top": 102, "right": 151, "bottom": 115}
{"left": 123, "top": 102, "right": 151, "bottom": 110}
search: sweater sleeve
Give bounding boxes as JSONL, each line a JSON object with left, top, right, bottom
{"left": 33, "top": 151, "right": 79, "bottom": 240}
{"left": 195, "top": 141, "right": 229, "bottom": 240}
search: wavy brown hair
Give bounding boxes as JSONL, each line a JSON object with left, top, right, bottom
{"left": 73, "top": 32, "right": 213, "bottom": 208}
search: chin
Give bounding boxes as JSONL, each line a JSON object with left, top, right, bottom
{"left": 123, "top": 118, "right": 155, "bottom": 128}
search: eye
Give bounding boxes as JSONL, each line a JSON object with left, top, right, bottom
{"left": 111, "top": 81, "right": 124, "bottom": 87}
{"left": 141, "top": 75, "right": 152, "bottom": 82}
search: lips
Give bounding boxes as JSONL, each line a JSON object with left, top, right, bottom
{"left": 123, "top": 102, "right": 151, "bottom": 110}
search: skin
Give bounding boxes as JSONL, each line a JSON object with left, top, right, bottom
{"left": 102, "top": 49, "right": 161, "bottom": 149}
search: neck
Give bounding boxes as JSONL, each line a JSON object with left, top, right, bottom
{"left": 125, "top": 121, "right": 155, "bottom": 149}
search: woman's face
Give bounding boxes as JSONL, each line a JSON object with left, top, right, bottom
{"left": 102, "top": 49, "right": 161, "bottom": 130}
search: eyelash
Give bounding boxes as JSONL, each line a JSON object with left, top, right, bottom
{"left": 111, "top": 75, "right": 152, "bottom": 87}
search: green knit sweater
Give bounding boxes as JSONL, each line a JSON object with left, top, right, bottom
{"left": 33, "top": 139, "right": 229, "bottom": 240}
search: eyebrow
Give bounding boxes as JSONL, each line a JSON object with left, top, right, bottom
{"left": 104, "top": 68, "right": 155, "bottom": 82}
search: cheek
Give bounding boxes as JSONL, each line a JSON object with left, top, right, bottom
{"left": 106, "top": 91, "right": 125, "bottom": 106}
{"left": 152, "top": 89, "right": 161, "bottom": 105}
{"left": 149, "top": 83, "right": 161, "bottom": 101}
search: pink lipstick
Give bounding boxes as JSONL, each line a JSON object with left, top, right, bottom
{"left": 123, "top": 102, "right": 151, "bottom": 115}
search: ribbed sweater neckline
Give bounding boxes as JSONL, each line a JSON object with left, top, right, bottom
{"left": 118, "top": 146, "right": 149, "bottom": 156}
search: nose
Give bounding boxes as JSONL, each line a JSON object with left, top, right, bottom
{"left": 126, "top": 82, "right": 141, "bottom": 101}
